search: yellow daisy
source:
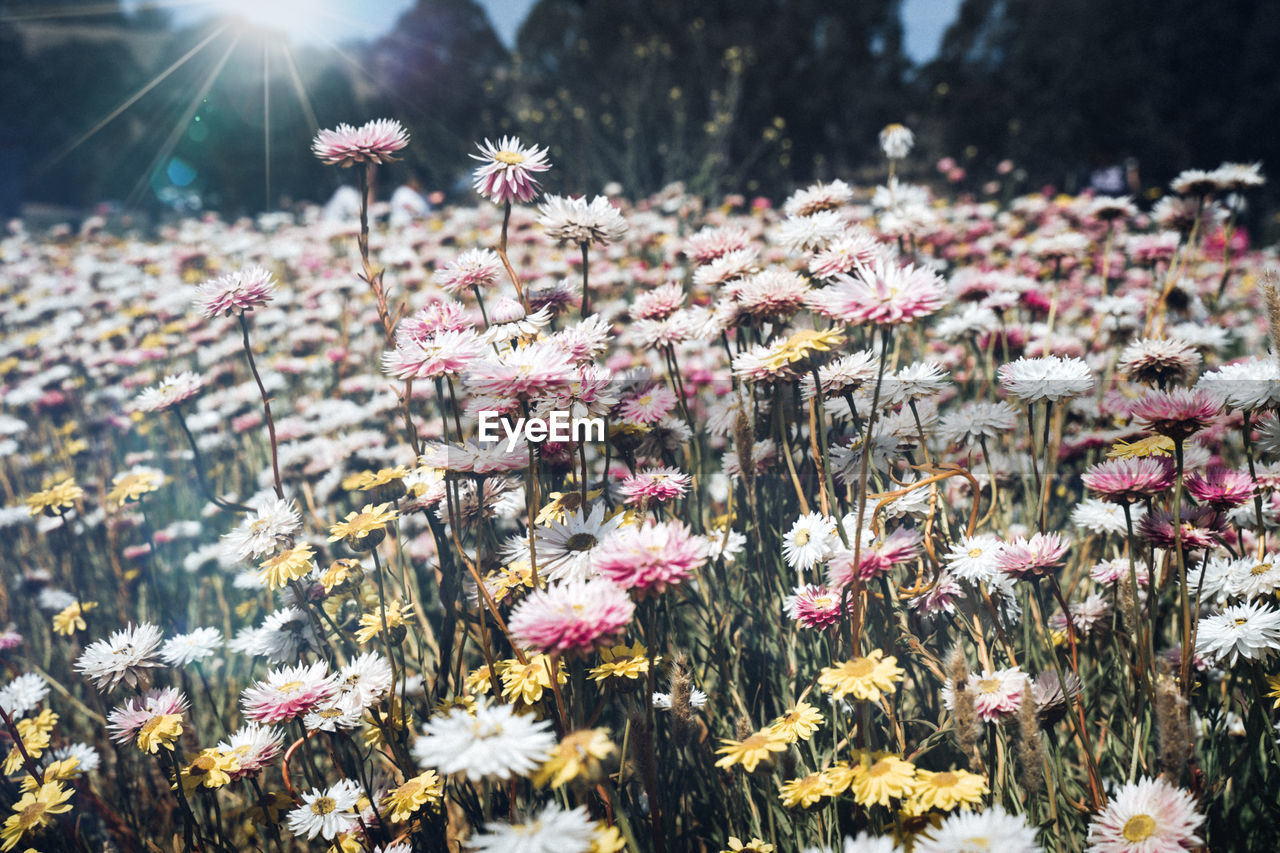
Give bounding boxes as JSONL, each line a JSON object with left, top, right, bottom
{"left": 817, "top": 650, "right": 904, "bottom": 702}
{"left": 778, "top": 772, "right": 832, "bottom": 809}
{"left": 355, "top": 601, "right": 409, "bottom": 644}
{"left": 723, "top": 838, "right": 775, "bottom": 853}
{"left": 25, "top": 478, "right": 83, "bottom": 517}
{"left": 849, "top": 753, "right": 918, "bottom": 807}
{"left": 910, "top": 768, "right": 988, "bottom": 812}
{"left": 1107, "top": 434, "right": 1175, "bottom": 459}
{"left": 105, "top": 468, "right": 165, "bottom": 508}
{"left": 258, "top": 543, "right": 316, "bottom": 590}
{"left": 136, "top": 714, "right": 184, "bottom": 754}
{"left": 51, "top": 601, "right": 96, "bottom": 636}
{"left": 382, "top": 770, "right": 443, "bottom": 822}
{"left": 589, "top": 642, "right": 656, "bottom": 685}
{"left": 1266, "top": 673, "right": 1280, "bottom": 710}
{"left": 534, "top": 728, "right": 616, "bottom": 788}
{"left": 180, "top": 748, "right": 240, "bottom": 793}
{"left": 328, "top": 503, "right": 399, "bottom": 549}
{"left": 500, "top": 654, "right": 566, "bottom": 706}
{"left": 1, "top": 781, "right": 73, "bottom": 851}
{"left": 714, "top": 730, "right": 788, "bottom": 773}
{"left": 767, "top": 701, "right": 824, "bottom": 744}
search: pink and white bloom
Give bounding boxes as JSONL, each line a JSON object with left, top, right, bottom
{"left": 471, "top": 136, "right": 551, "bottom": 204}
{"left": 508, "top": 578, "right": 635, "bottom": 653}
{"left": 241, "top": 661, "right": 337, "bottom": 723}
{"left": 809, "top": 257, "right": 948, "bottom": 326}
{"left": 312, "top": 119, "right": 408, "bottom": 167}
{"left": 593, "top": 521, "right": 709, "bottom": 593}
{"left": 1085, "top": 776, "right": 1204, "bottom": 853}
{"left": 195, "top": 265, "right": 275, "bottom": 318}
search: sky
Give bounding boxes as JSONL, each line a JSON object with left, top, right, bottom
{"left": 123, "top": 0, "right": 962, "bottom": 62}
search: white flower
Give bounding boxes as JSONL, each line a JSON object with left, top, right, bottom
{"left": 50, "top": 742, "right": 100, "bottom": 774}
{"left": 1196, "top": 356, "right": 1280, "bottom": 411}
{"left": 529, "top": 502, "right": 624, "bottom": 583}
{"left": 1195, "top": 601, "right": 1280, "bottom": 666}
{"left": 998, "top": 356, "right": 1094, "bottom": 403}
{"left": 285, "top": 779, "right": 364, "bottom": 840}
{"left": 336, "top": 652, "right": 394, "bottom": 708}
{"left": 222, "top": 496, "right": 302, "bottom": 562}
{"left": 1071, "top": 498, "right": 1132, "bottom": 536}
{"left": 536, "top": 195, "right": 627, "bottom": 247}
{"left": 938, "top": 401, "right": 1018, "bottom": 445}
{"left": 160, "top": 627, "right": 223, "bottom": 666}
{"left": 943, "top": 534, "right": 1004, "bottom": 584}
{"left": 914, "top": 805, "right": 1042, "bottom": 853}
{"left": 1085, "top": 776, "right": 1204, "bottom": 853}
{"left": 465, "top": 803, "right": 595, "bottom": 853}
{"left": 75, "top": 623, "right": 165, "bottom": 692}
{"left": 413, "top": 700, "right": 555, "bottom": 781}
{"left": 0, "top": 673, "right": 49, "bottom": 718}
{"left": 782, "top": 512, "right": 838, "bottom": 575}
{"left": 879, "top": 123, "right": 915, "bottom": 160}
{"left": 652, "top": 689, "right": 708, "bottom": 710}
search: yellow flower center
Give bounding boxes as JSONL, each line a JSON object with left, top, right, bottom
{"left": 566, "top": 533, "right": 598, "bottom": 551}
{"left": 311, "top": 796, "right": 337, "bottom": 816}
{"left": 1234, "top": 617, "right": 1250, "bottom": 626}
{"left": 931, "top": 771, "right": 958, "bottom": 788}
{"left": 968, "top": 547, "right": 984, "bottom": 558}
{"left": 845, "top": 658, "right": 876, "bottom": 678}
{"left": 977, "top": 678, "right": 1002, "bottom": 694}
{"left": 1252, "top": 562, "right": 1273, "bottom": 576}
{"left": 794, "top": 529, "right": 810, "bottom": 547}
{"left": 866, "top": 759, "right": 893, "bottom": 777}
{"left": 494, "top": 150, "right": 525, "bottom": 166}
{"left": 278, "top": 680, "right": 303, "bottom": 694}
{"left": 18, "top": 802, "right": 46, "bottom": 830}
{"left": 1122, "top": 813, "right": 1156, "bottom": 842}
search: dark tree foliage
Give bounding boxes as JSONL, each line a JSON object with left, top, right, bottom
{"left": 509, "top": 0, "right": 909, "bottom": 198}
{"left": 927, "top": 0, "right": 1280, "bottom": 208}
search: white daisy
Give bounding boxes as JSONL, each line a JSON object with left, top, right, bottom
{"left": 1195, "top": 601, "right": 1280, "bottom": 666}
{"left": 285, "top": 779, "right": 364, "bottom": 841}
{"left": 222, "top": 495, "right": 302, "bottom": 562}
{"left": 914, "top": 805, "right": 1042, "bottom": 853}
{"left": 336, "top": 651, "right": 394, "bottom": 708}
{"left": 412, "top": 699, "right": 555, "bottom": 781}
{"left": 1085, "top": 776, "right": 1204, "bottom": 853}
{"left": 531, "top": 502, "right": 624, "bottom": 582}
{"left": 782, "top": 512, "right": 838, "bottom": 575}
{"left": 160, "top": 627, "right": 223, "bottom": 667}
{"left": 0, "top": 672, "right": 49, "bottom": 718}
{"left": 74, "top": 623, "right": 165, "bottom": 692}
{"left": 943, "top": 534, "right": 1003, "bottom": 584}
{"left": 1071, "top": 498, "right": 1132, "bottom": 536}
{"left": 998, "top": 356, "right": 1095, "bottom": 403}
{"left": 465, "top": 803, "right": 595, "bottom": 853}
{"left": 938, "top": 401, "right": 1018, "bottom": 445}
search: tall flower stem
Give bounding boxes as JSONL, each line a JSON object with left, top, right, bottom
{"left": 495, "top": 201, "right": 531, "bottom": 312}
{"left": 238, "top": 312, "right": 284, "bottom": 500}
{"left": 171, "top": 406, "right": 250, "bottom": 513}
{"left": 580, "top": 242, "right": 591, "bottom": 318}
{"left": 846, "top": 325, "right": 892, "bottom": 651}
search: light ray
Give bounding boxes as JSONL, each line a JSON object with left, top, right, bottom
{"left": 31, "top": 23, "right": 230, "bottom": 176}
{"left": 127, "top": 32, "right": 242, "bottom": 208}
{"left": 1, "top": 0, "right": 210, "bottom": 22}
{"left": 263, "top": 40, "right": 271, "bottom": 209}
{"left": 279, "top": 41, "right": 319, "bottom": 133}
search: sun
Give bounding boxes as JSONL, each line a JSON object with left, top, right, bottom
{"left": 210, "top": 0, "right": 338, "bottom": 36}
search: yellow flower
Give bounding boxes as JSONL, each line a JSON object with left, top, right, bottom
{"left": 382, "top": 770, "right": 443, "bottom": 822}
{"left": 105, "top": 468, "right": 165, "bottom": 508}
{"left": 483, "top": 560, "right": 539, "bottom": 604}
{"left": 434, "top": 694, "right": 477, "bottom": 715}
{"left": 328, "top": 503, "right": 398, "bottom": 544}
{"left": 910, "top": 768, "right": 988, "bottom": 812}
{"left": 180, "top": 748, "right": 240, "bottom": 793}
{"left": 344, "top": 466, "right": 410, "bottom": 492}
{"left": 534, "top": 728, "right": 616, "bottom": 788}
{"left": 778, "top": 772, "right": 832, "bottom": 808}
{"left": 51, "top": 601, "right": 96, "bottom": 636}
{"left": 25, "top": 478, "right": 83, "bottom": 517}
{"left": 819, "top": 761, "right": 855, "bottom": 795}
{"left": 1, "top": 781, "right": 73, "bottom": 851}
{"left": 355, "top": 601, "right": 409, "bottom": 644}
{"left": 465, "top": 664, "right": 500, "bottom": 696}
{"left": 3, "top": 711, "right": 57, "bottom": 775}
{"left": 327, "top": 834, "right": 362, "bottom": 853}
{"left": 136, "top": 714, "right": 184, "bottom": 754}
{"left": 723, "top": 838, "right": 775, "bottom": 853}
{"left": 500, "top": 654, "right": 566, "bottom": 706}
{"left": 849, "top": 754, "right": 917, "bottom": 807}
{"left": 767, "top": 701, "right": 823, "bottom": 744}
{"left": 258, "top": 543, "right": 316, "bottom": 590}
{"left": 714, "top": 730, "right": 788, "bottom": 773}
{"left": 1266, "top": 674, "right": 1280, "bottom": 710}
{"left": 536, "top": 490, "right": 605, "bottom": 525}
{"left": 589, "top": 642, "right": 656, "bottom": 685}
{"left": 362, "top": 696, "right": 413, "bottom": 749}
{"left": 1107, "top": 434, "right": 1175, "bottom": 460}
{"left": 18, "top": 757, "right": 79, "bottom": 792}
{"left": 320, "top": 559, "right": 362, "bottom": 593}
{"left": 590, "top": 822, "right": 627, "bottom": 853}
{"left": 763, "top": 327, "right": 843, "bottom": 371}
{"left": 817, "top": 650, "right": 904, "bottom": 702}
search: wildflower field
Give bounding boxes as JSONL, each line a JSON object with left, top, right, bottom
{"left": 3, "top": 120, "right": 1279, "bottom": 853}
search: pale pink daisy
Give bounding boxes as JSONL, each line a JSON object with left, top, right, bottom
{"left": 731, "top": 268, "right": 812, "bottom": 324}
{"left": 1085, "top": 776, "right": 1204, "bottom": 852}
{"left": 434, "top": 249, "right": 503, "bottom": 293}
{"left": 195, "top": 265, "right": 275, "bottom": 318}
{"left": 471, "top": 136, "right": 551, "bottom": 204}
{"left": 827, "top": 529, "right": 921, "bottom": 585}
{"left": 217, "top": 723, "right": 284, "bottom": 780}
{"left": 944, "top": 667, "right": 1030, "bottom": 722}
{"left": 995, "top": 533, "right": 1069, "bottom": 580}
{"left": 135, "top": 371, "right": 204, "bottom": 413}
{"left": 808, "top": 257, "right": 948, "bottom": 326}
{"left": 107, "top": 687, "right": 189, "bottom": 744}
{"left": 1131, "top": 388, "right": 1221, "bottom": 440}
{"left": 537, "top": 194, "right": 627, "bottom": 246}
{"left": 683, "top": 225, "right": 752, "bottom": 264}
{"left": 1185, "top": 465, "right": 1256, "bottom": 510}
{"left": 1081, "top": 457, "right": 1175, "bottom": 504}
{"left": 808, "top": 229, "right": 885, "bottom": 279}
{"left": 618, "top": 384, "right": 678, "bottom": 425}
{"left": 382, "top": 329, "right": 485, "bottom": 381}
{"left": 629, "top": 282, "right": 686, "bottom": 321}
{"left": 593, "top": 521, "right": 709, "bottom": 593}
{"left": 784, "top": 179, "right": 853, "bottom": 217}
{"left": 241, "top": 661, "right": 337, "bottom": 724}
{"left": 508, "top": 578, "right": 635, "bottom": 654}
{"left": 312, "top": 119, "right": 409, "bottom": 167}
{"left": 619, "top": 467, "right": 691, "bottom": 505}
{"left": 784, "top": 584, "right": 845, "bottom": 630}
{"left": 464, "top": 341, "right": 574, "bottom": 399}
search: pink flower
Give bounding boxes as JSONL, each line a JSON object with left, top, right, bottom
{"left": 107, "top": 688, "right": 189, "bottom": 744}
{"left": 808, "top": 257, "right": 948, "bottom": 326}
{"left": 471, "top": 136, "right": 551, "bottom": 204}
{"left": 1081, "top": 457, "right": 1175, "bottom": 504}
{"left": 594, "top": 521, "right": 709, "bottom": 593}
{"left": 195, "top": 265, "right": 275, "bottom": 317}
{"left": 508, "top": 579, "right": 635, "bottom": 654}
{"left": 464, "top": 341, "right": 574, "bottom": 399}
{"left": 312, "top": 119, "right": 409, "bottom": 167}
{"left": 1139, "top": 506, "right": 1225, "bottom": 552}
{"left": 241, "top": 662, "right": 337, "bottom": 724}
{"left": 135, "top": 371, "right": 204, "bottom": 413}
{"left": 784, "top": 584, "right": 845, "bottom": 630}
{"left": 1185, "top": 465, "right": 1256, "bottom": 510}
{"left": 826, "top": 529, "right": 921, "bottom": 586}
{"left": 381, "top": 329, "right": 485, "bottom": 381}
{"left": 619, "top": 467, "right": 691, "bottom": 505}
{"left": 1131, "top": 388, "right": 1221, "bottom": 440}
{"left": 996, "top": 532, "right": 1069, "bottom": 580}
{"left": 435, "top": 249, "right": 503, "bottom": 293}
{"left": 618, "top": 384, "right": 678, "bottom": 424}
